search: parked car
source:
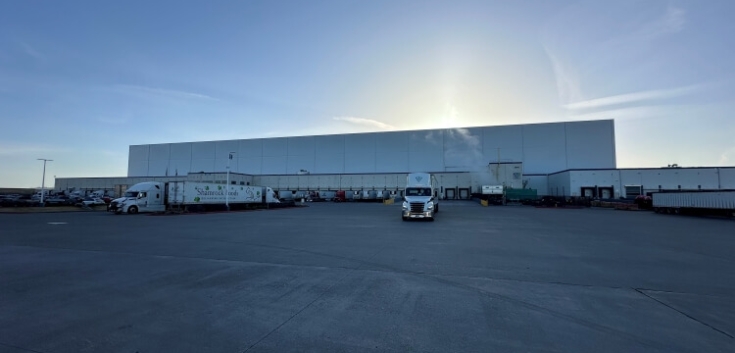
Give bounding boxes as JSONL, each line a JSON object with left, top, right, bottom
{"left": 81, "top": 197, "right": 106, "bottom": 207}
{"left": 15, "top": 195, "right": 41, "bottom": 207}
{"left": 45, "top": 195, "right": 72, "bottom": 206}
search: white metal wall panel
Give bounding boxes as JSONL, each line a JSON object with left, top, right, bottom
{"left": 376, "top": 152, "right": 408, "bottom": 173}
{"left": 147, "top": 160, "right": 170, "bottom": 176}
{"left": 524, "top": 175, "right": 548, "bottom": 196}
{"left": 548, "top": 171, "right": 571, "bottom": 196}
{"left": 129, "top": 145, "right": 150, "bottom": 163}
{"left": 522, "top": 123, "right": 567, "bottom": 174}
{"left": 314, "top": 154, "right": 344, "bottom": 174}
{"left": 565, "top": 121, "right": 615, "bottom": 169}
{"left": 191, "top": 141, "right": 216, "bottom": 160}
{"left": 128, "top": 160, "right": 149, "bottom": 176}
{"left": 444, "top": 128, "right": 483, "bottom": 171}
{"left": 170, "top": 143, "right": 192, "bottom": 160}
{"left": 344, "top": 150, "right": 376, "bottom": 173}
{"left": 523, "top": 147, "right": 565, "bottom": 175}
{"left": 148, "top": 144, "right": 171, "bottom": 160}
{"left": 190, "top": 159, "right": 215, "bottom": 173}
{"left": 483, "top": 125, "right": 523, "bottom": 148}
{"left": 408, "top": 131, "right": 443, "bottom": 172}
{"left": 239, "top": 139, "right": 263, "bottom": 157}
{"left": 261, "top": 156, "right": 287, "bottom": 174}
{"left": 215, "top": 140, "right": 239, "bottom": 160}
{"left": 375, "top": 132, "right": 409, "bottom": 153}
{"left": 287, "top": 155, "right": 315, "bottom": 174}
{"left": 213, "top": 158, "right": 238, "bottom": 173}
{"left": 720, "top": 168, "right": 735, "bottom": 189}
{"left": 263, "top": 138, "right": 288, "bottom": 157}
{"left": 315, "top": 135, "right": 345, "bottom": 154}
{"left": 482, "top": 125, "right": 523, "bottom": 163}
{"left": 237, "top": 156, "right": 262, "bottom": 175}
{"left": 287, "top": 136, "right": 315, "bottom": 155}
{"left": 285, "top": 176, "right": 298, "bottom": 189}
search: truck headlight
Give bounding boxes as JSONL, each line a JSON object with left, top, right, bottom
{"left": 402, "top": 201, "right": 408, "bottom": 209}
{"left": 427, "top": 201, "right": 434, "bottom": 209}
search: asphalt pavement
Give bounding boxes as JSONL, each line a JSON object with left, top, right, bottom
{"left": 1, "top": 202, "right": 733, "bottom": 352}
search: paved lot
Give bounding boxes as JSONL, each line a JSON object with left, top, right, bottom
{"left": 1, "top": 202, "right": 734, "bottom": 352}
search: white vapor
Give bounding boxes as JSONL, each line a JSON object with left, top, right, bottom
{"left": 114, "top": 85, "right": 219, "bottom": 101}
{"left": 332, "top": 116, "right": 395, "bottom": 130}
{"left": 564, "top": 84, "right": 704, "bottom": 110}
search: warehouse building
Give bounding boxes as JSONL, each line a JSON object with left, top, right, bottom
{"left": 54, "top": 119, "right": 735, "bottom": 199}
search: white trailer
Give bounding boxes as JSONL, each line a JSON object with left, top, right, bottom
{"left": 653, "top": 191, "right": 735, "bottom": 217}
{"left": 110, "top": 181, "right": 279, "bottom": 214}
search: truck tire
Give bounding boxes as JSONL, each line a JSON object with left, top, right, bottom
{"left": 128, "top": 206, "right": 138, "bottom": 214}
{"left": 434, "top": 205, "right": 439, "bottom": 213}
{"left": 429, "top": 217, "right": 435, "bottom": 222}
{"left": 402, "top": 216, "right": 407, "bottom": 221}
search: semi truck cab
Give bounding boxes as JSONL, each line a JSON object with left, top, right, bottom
{"left": 111, "top": 182, "right": 165, "bottom": 214}
{"left": 402, "top": 173, "right": 439, "bottom": 221}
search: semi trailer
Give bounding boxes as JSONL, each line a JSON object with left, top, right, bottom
{"left": 109, "top": 181, "right": 279, "bottom": 214}
{"left": 652, "top": 191, "right": 735, "bottom": 217}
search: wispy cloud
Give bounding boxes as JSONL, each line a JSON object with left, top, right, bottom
{"left": 114, "top": 84, "right": 220, "bottom": 101}
{"left": 332, "top": 116, "right": 395, "bottom": 130}
{"left": 17, "top": 40, "right": 42, "bottom": 59}
{"left": 543, "top": 44, "right": 584, "bottom": 105}
{"left": 564, "top": 84, "right": 705, "bottom": 110}
{"left": 637, "top": 6, "right": 686, "bottom": 40}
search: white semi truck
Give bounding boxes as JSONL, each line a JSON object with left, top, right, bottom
{"left": 109, "top": 181, "right": 279, "bottom": 214}
{"left": 402, "top": 172, "right": 439, "bottom": 221}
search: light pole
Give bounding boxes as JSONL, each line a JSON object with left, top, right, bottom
{"left": 38, "top": 158, "right": 53, "bottom": 206}
{"left": 225, "top": 152, "right": 235, "bottom": 211}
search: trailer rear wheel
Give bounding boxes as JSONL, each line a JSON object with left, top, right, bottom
{"left": 128, "top": 206, "right": 138, "bottom": 214}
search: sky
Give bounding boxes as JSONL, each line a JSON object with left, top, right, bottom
{"left": 1, "top": 0, "right": 734, "bottom": 187}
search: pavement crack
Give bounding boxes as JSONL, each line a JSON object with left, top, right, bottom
{"left": 634, "top": 288, "right": 734, "bottom": 339}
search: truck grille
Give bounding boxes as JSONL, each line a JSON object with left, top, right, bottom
{"left": 410, "top": 202, "right": 424, "bottom": 213}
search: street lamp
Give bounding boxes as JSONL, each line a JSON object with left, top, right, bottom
{"left": 37, "top": 158, "right": 53, "bottom": 206}
{"left": 226, "top": 152, "right": 236, "bottom": 211}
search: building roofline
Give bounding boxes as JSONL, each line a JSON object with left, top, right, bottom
{"left": 128, "top": 119, "right": 614, "bottom": 147}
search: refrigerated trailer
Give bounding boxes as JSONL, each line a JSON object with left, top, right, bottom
{"left": 109, "top": 181, "right": 280, "bottom": 214}
{"left": 652, "top": 191, "right": 735, "bottom": 217}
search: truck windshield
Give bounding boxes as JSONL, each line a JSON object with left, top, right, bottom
{"left": 405, "top": 188, "right": 431, "bottom": 196}
{"left": 124, "top": 191, "right": 139, "bottom": 198}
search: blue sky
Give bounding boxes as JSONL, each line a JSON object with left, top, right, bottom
{"left": 1, "top": 0, "right": 734, "bottom": 187}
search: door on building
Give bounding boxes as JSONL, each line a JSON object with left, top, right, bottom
{"left": 581, "top": 187, "right": 596, "bottom": 197}
{"left": 599, "top": 187, "right": 613, "bottom": 199}
{"left": 445, "top": 188, "right": 456, "bottom": 200}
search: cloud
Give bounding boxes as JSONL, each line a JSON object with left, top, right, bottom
{"left": 564, "top": 84, "right": 705, "bottom": 110}
{"left": 637, "top": 6, "right": 686, "bottom": 40}
{"left": 113, "top": 85, "right": 219, "bottom": 101}
{"left": 332, "top": 116, "right": 395, "bottom": 130}
{"left": 543, "top": 44, "right": 584, "bottom": 105}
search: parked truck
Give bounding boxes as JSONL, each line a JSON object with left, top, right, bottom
{"left": 652, "top": 191, "right": 735, "bottom": 217}
{"left": 402, "top": 173, "right": 439, "bottom": 221}
{"left": 480, "top": 185, "right": 505, "bottom": 205}
{"left": 109, "top": 181, "right": 279, "bottom": 214}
